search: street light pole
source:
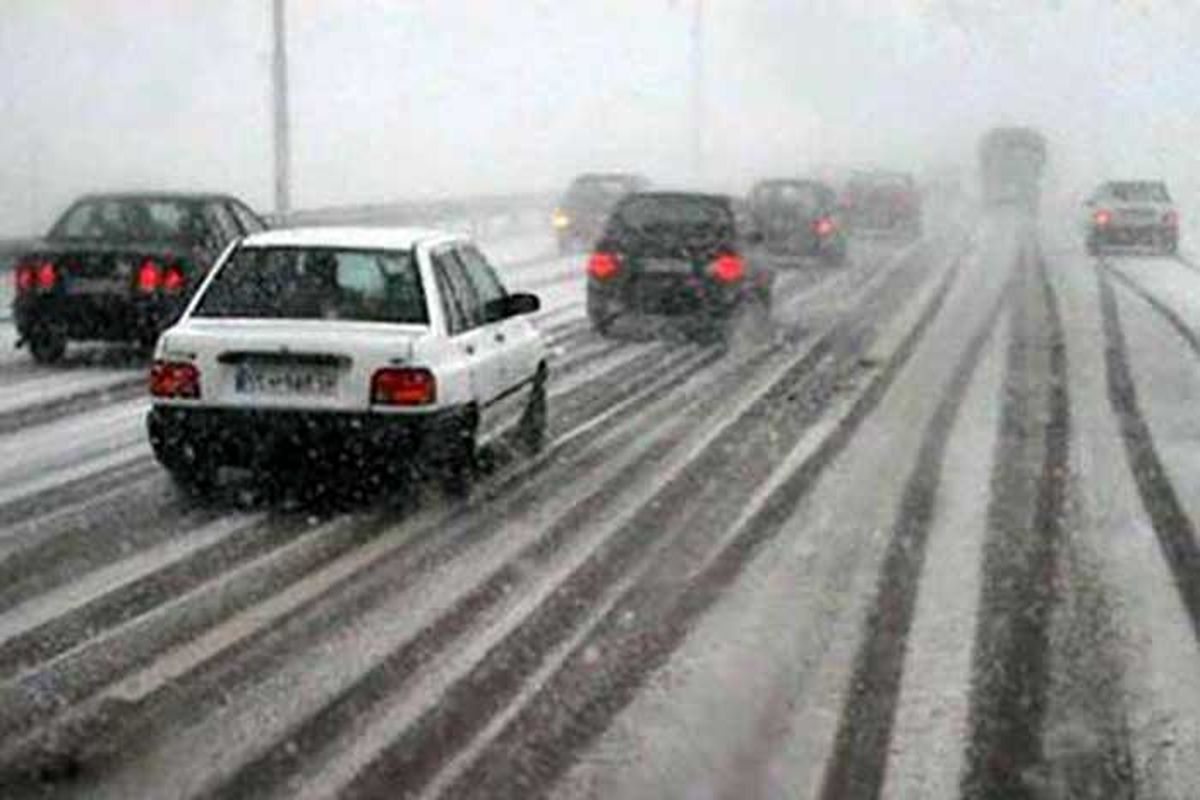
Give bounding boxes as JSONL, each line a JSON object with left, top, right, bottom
{"left": 272, "top": 0, "right": 291, "bottom": 215}
{"left": 690, "top": 0, "right": 704, "bottom": 182}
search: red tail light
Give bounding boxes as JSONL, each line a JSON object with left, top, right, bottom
{"left": 150, "top": 361, "right": 201, "bottom": 399}
{"left": 1164, "top": 210, "right": 1179, "bottom": 227}
{"left": 163, "top": 265, "right": 186, "bottom": 292}
{"left": 812, "top": 217, "right": 836, "bottom": 237}
{"left": 138, "top": 259, "right": 163, "bottom": 292}
{"left": 36, "top": 261, "right": 57, "bottom": 289}
{"left": 709, "top": 253, "right": 746, "bottom": 284}
{"left": 15, "top": 264, "right": 36, "bottom": 292}
{"left": 1093, "top": 209, "right": 1112, "bottom": 227}
{"left": 371, "top": 367, "right": 436, "bottom": 406}
{"left": 587, "top": 252, "right": 620, "bottom": 281}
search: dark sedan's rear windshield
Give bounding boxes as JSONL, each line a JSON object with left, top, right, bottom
{"left": 50, "top": 198, "right": 205, "bottom": 242}
{"left": 566, "top": 178, "right": 637, "bottom": 205}
{"left": 1108, "top": 182, "right": 1170, "bottom": 202}
{"left": 194, "top": 246, "right": 429, "bottom": 324}
{"left": 610, "top": 196, "right": 733, "bottom": 237}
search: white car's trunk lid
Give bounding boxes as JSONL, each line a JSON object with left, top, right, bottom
{"left": 158, "top": 319, "right": 428, "bottom": 412}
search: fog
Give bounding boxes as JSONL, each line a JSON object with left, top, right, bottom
{"left": 2, "top": 0, "right": 1199, "bottom": 235}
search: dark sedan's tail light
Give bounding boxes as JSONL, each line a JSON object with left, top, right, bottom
{"left": 15, "top": 263, "right": 36, "bottom": 293}
{"left": 36, "top": 261, "right": 57, "bottom": 289}
{"left": 587, "top": 252, "right": 621, "bottom": 281}
{"left": 709, "top": 253, "right": 746, "bottom": 284}
{"left": 812, "top": 217, "right": 836, "bottom": 237}
{"left": 163, "top": 265, "right": 187, "bottom": 293}
{"left": 1093, "top": 209, "right": 1112, "bottom": 227}
{"left": 371, "top": 367, "right": 436, "bottom": 406}
{"left": 1164, "top": 210, "right": 1179, "bottom": 227}
{"left": 138, "top": 259, "right": 163, "bottom": 292}
{"left": 150, "top": 361, "right": 201, "bottom": 399}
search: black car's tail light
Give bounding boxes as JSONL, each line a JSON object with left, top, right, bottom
{"left": 708, "top": 253, "right": 746, "bottom": 284}
{"left": 587, "top": 252, "right": 621, "bottom": 281}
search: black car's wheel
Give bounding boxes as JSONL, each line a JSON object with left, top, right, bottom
{"left": 439, "top": 415, "right": 478, "bottom": 499}
{"left": 516, "top": 371, "right": 548, "bottom": 456}
{"left": 28, "top": 326, "right": 67, "bottom": 364}
{"left": 587, "top": 294, "right": 615, "bottom": 337}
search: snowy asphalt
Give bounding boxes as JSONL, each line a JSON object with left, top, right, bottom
{"left": 0, "top": 213, "right": 1197, "bottom": 798}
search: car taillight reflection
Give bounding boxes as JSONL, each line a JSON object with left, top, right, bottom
{"left": 150, "top": 361, "right": 201, "bottom": 399}
{"left": 587, "top": 252, "right": 621, "bottom": 281}
{"left": 371, "top": 367, "right": 436, "bottom": 406}
{"left": 709, "top": 253, "right": 746, "bottom": 284}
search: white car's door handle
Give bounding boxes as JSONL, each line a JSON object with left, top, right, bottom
{"left": 494, "top": 332, "right": 506, "bottom": 344}
{"left": 463, "top": 344, "right": 475, "bottom": 356}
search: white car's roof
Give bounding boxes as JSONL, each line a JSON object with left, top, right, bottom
{"left": 240, "top": 226, "right": 459, "bottom": 250}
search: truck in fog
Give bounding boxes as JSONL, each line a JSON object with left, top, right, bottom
{"left": 978, "top": 126, "right": 1047, "bottom": 211}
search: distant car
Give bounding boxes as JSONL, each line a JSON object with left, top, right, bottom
{"left": 553, "top": 173, "right": 650, "bottom": 254}
{"left": 586, "top": 192, "right": 774, "bottom": 339}
{"left": 1085, "top": 180, "right": 1178, "bottom": 255}
{"left": 146, "top": 227, "right": 548, "bottom": 497}
{"left": 11, "top": 192, "right": 266, "bottom": 363}
{"left": 747, "top": 179, "right": 847, "bottom": 265}
{"left": 841, "top": 171, "right": 922, "bottom": 239}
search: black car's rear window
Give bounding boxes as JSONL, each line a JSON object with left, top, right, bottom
{"left": 610, "top": 196, "right": 733, "bottom": 236}
{"left": 566, "top": 178, "right": 637, "bottom": 205}
{"left": 50, "top": 198, "right": 205, "bottom": 242}
{"left": 1107, "top": 182, "right": 1170, "bottom": 202}
{"left": 194, "top": 246, "right": 429, "bottom": 324}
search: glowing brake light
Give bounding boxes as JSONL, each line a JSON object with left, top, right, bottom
{"left": 150, "top": 361, "right": 201, "bottom": 399}
{"left": 812, "top": 217, "right": 836, "bottom": 237}
{"left": 587, "top": 252, "right": 621, "bottom": 281}
{"left": 371, "top": 368, "right": 436, "bottom": 406}
{"left": 163, "top": 265, "right": 186, "bottom": 292}
{"left": 138, "top": 259, "right": 163, "bottom": 292}
{"left": 709, "top": 253, "right": 746, "bottom": 284}
{"left": 1093, "top": 209, "right": 1112, "bottom": 227}
{"left": 36, "top": 261, "right": 57, "bottom": 289}
{"left": 15, "top": 263, "right": 36, "bottom": 292}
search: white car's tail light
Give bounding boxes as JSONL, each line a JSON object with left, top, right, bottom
{"left": 150, "top": 361, "right": 201, "bottom": 399}
{"left": 371, "top": 367, "right": 436, "bottom": 406}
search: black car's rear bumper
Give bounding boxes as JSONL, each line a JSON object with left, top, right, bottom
{"left": 147, "top": 404, "right": 470, "bottom": 473}
{"left": 588, "top": 273, "right": 755, "bottom": 319}
{"left": 15, "top": 293, "right": 184, "bottom": 343}
{"left": 1091, "top": 225, "right": 1176, "bottom": 246}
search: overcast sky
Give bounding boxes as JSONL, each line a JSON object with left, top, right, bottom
{"left": 1, "top": 0, "right": 1198, "bottom": 234}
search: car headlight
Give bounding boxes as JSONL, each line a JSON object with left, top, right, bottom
{"left": 552, "top": 211, "right": 570, "bottom": 229}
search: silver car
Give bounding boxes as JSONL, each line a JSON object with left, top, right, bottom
{"left": 1084, "top": 180, "right": 1179, "bottom": 255}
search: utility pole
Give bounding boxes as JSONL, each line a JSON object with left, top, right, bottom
{"left": 272, "top": 0, "right": 291, "bottom": 215}
{"left": 690, "top": 0, "right": 704, "bottom": 182}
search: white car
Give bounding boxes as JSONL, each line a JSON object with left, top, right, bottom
{"left": 146, "top": 227, "right": 549, "bottom": 495}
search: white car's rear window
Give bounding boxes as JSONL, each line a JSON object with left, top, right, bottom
{"left": 194, "top": 246, "right": 429, "bottom": 324}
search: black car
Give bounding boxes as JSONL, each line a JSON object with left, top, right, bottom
{"left": 11, "top": 192, "right": 267, "bottom": 362}
{"left": 586, "top": 192, "right": 774, "bottom": 338}
{"left": 748, "top": 179, "right": 848, "bottom": 264}
{"left": 553, "top": 173, "right": 650, "bottom": 254}
{"left": 1084, "top": 180, "right": 1179, "bottom": 255}
{"left": 841, "top": 171, "right": 922, "bottom": 239}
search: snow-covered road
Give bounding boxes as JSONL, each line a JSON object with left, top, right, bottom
{"left": 0, "top": 214, "right": 1196, "bottom": 799}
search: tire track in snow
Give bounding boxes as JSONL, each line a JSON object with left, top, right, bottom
{"left": 1096, "top": 266, "right": 1200, "bottom": 644}
{"left": 958, "top": 243, "right": 1072, "bottom": 798}
{"left": 817, "top": 255, "right": 1009, "bottom": 800}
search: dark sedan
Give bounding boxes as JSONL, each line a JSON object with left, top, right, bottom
{"left": 748, "top": 179, "right": 848, "bottom": 264}
{"left": 586, "top": 192, "right": 774, "bottom": 339}
{"left": 11, "top": 192, "right": 266, "bottom": 362}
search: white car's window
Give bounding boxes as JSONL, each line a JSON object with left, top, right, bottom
{"left": 194, "top": 246, "right": 427, "bottom": 323}
{"left": 457, "top": 246, "right": 507, "bottom": 310}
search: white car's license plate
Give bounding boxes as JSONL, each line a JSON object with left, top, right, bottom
{"left": 234, "top": 364, "right": 338, "bottom": 396}
{"left": 642, "top": 258, "right": 692, "bottom": 273}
